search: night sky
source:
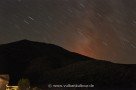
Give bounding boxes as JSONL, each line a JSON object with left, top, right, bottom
{"left": 0, "top": 0, "right": 136, "bottom": 64}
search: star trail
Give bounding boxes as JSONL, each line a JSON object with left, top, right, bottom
{"left": 0, "top": 0, "right": 136, "bottom": 63}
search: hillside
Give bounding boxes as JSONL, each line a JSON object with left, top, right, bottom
{"left": 0, "top": 40, "right": 136, "bottom": 90}
{"left": 0, "top": 40, "right": 90, "bottom": 84}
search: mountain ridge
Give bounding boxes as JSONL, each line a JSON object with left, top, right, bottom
{"left": 0, "top": 40, "right": 135, "bottom": 89}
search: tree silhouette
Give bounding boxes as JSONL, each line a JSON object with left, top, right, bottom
{"left": 18, "top": 78, "right": 30, "bottom": 90}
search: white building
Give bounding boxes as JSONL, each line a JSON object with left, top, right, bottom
{"left": 6, "top": 85, "right": 18, "bottom": 90}
{"left": 0, "top": 75, "right": 9, "bottom": 90}
{"left": 0, "top": 75, "right": 18, "bottom": 90}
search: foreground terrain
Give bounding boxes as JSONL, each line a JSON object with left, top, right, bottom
{"left": 0, "top": 40, "right": 136, "bottom": 90}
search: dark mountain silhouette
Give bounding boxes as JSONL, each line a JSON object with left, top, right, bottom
{"left": 0, "top": 40, "right": 90, "bottom": 84}
{"left": 0, "top": 40, "right": 136, "bottom": 90}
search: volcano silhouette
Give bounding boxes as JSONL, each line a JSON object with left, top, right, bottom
{"left": 0, "top": 40, "right": 136, "bottom": 89}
